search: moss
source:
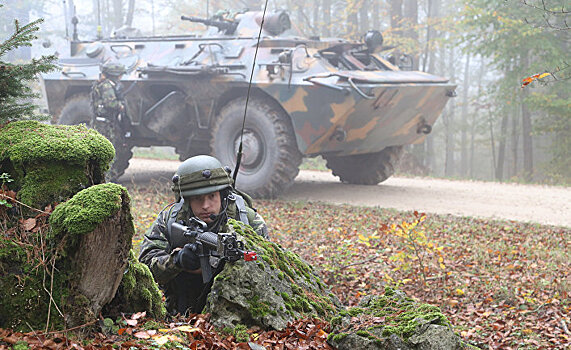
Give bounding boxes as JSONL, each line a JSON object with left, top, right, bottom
{"left": 0, "top": 231, "right": 72, "bottom": 331}
{"left": 332, "top": 333, "right": 348, "bottom": 342}
{"left": 0, "top": 259, "right": 68, "bottom": 331}
{"left": 111, "top": 250, "right": 166, "bottom": 319}
{"left": 13, "top": 341, "right": 29, "bottom": 350}
{"left": 18, "top": 164, "right": 89, "bottom": 208}
{"left": 280, "top": 292, "right": 291, "bottom": 302}
{"left": 348, "top": 307, "right": 364, "bottom": 316}
{"left": 0, "top": 121, "right": 113, "bottom": 170}
{"left": 49, "top": 183, "right": 126, "bottom": 239}
{"left": 330, "top": 316, "right": 342, "bottom": 327}
{"left": 309, "top": 300, "right": 324, "bottom": 315}
{"left": 247, "top": 295, "right": 276, "bottom": 318}
{"left": 0, "top": 121, "right": 114, "bottom": 207}
{"left": 330, "top": 289, "right": 450, "bottom": 341}
{"left": 225, "top": 218, "right": 340, "bottom": 323}
{"left": 291, "top": 284, "right": 302, "bottom": 296}
{"left": 143, "top": 320, "right": 162, "bottom": 330}
{"left": 222, "top": 324, "right": 250, "bottom": 343}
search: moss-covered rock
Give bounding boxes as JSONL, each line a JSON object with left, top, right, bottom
{"left": 204, "top": 219, "right": 342, "bottom": 330}
{"left": 327, "top": 287, "right": 462, "bottom": 350}
{"left": 0, "top": 121, "right": 114, "bottom": 208}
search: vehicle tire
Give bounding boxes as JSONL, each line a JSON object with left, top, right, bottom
{"left": 58, "top": 94, "right": 133, "bottom": 182}
{"left": 324, "top": 146, "right": 404, "bottom": 185}
{"left": 210, "top": 96, "right": 302, "bottom": 198}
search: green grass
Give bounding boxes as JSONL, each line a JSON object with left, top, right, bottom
{"left": 299, "top": 156, "right": 328, "bottom": 171}
{"left": 132, "top": 147, "right": 179, "bottom": 160}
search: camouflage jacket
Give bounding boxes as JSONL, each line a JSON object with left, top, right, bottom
{"left": 138, "top": 191, "right": 267, "bottom": 299}
{"left": 90, "top": 78, "right": 125, "bottom": 117}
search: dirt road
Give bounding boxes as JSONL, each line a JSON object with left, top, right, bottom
{"left": 120, "top": 158, "right": 571, "bottom": 228}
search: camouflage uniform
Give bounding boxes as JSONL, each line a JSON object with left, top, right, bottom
{"left": 90, "top": 77, "right": 126, "bottom": 146}
{"left": 139, "top": 188, "right": 268, "bottom": 315}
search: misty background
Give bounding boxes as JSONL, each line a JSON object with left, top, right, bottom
{"left": 1, "top": 0, "right": 569, "bottom": 185}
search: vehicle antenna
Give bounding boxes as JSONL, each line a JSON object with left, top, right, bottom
{"left": 233, "top": 0, "right": 270, "bottom": 185}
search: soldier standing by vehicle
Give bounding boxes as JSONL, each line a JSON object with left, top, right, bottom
{"left": 139, "top": 155, "right": 268, "bottom": 315}
{"left": 90, "top": 61, "right": 131, "bottom": 180}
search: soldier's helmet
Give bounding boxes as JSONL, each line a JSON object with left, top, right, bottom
{"left": 172, "top": 155, "right": 233, "bottom": 198}
{"left": 101, "top": 61, "right": 126, "bottom": 77}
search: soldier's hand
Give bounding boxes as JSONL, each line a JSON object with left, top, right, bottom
{"left": 174, "top": 244, "right": 200, "bottom": 271}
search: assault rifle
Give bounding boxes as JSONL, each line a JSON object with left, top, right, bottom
{"left": 171, "top": 217, "right": 257, "bottom": 283}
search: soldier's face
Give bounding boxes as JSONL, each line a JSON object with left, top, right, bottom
{"left": 188, "top": 191, "right": 221, "bottom": 224}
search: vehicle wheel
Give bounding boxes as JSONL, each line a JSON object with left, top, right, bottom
{"left": 210, "top": 96, "right": 302, "bottom": 198}
{"left": 324, "top": 146, "right": 404, "bottom": 185}
{"left": 58, "top": 94, "right": 133, "bottom": 182}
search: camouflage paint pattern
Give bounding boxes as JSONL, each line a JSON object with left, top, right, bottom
{"left": 41, "top": 10, "right": 455, "bottom": 158}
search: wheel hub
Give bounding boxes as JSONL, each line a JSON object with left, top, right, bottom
{"left": 234, "top": 129, "right": 263, "bottom": 169}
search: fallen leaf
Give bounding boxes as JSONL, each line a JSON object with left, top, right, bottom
{"left": 134, "top": 330, "right": 156, "bottom": 339}
{"left": 20, "top": 218, "right": 36, "bottom": 231}
{"left": 132, "top": 311, "right": 146, "bottom": 320}
{"left": 175, "top": 326, "right": 200, "bottom": 333}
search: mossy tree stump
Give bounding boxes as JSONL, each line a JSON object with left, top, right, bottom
{"left": 0, "top": 121, "right": 164, "bottom": 331}
{"left": 0, "top": 121, "right": 114, "bottom": 209}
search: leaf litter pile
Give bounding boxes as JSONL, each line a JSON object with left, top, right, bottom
{"left": 1, "top": 184, "right": 569, "bottom": 349}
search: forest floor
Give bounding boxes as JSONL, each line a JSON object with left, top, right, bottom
{"left": 124, "top": 166, "right": 569, "bottom": 349}
{"left": 1, "top": 158, "right": 569, "bottom": 349}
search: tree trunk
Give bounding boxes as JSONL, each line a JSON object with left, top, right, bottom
{"left": 347, "top": 0, "right": 359, "bottom": 38}
{"left": 460, "top": 54, "right": 471, "bottom": 177}
{"left": 424, "top": 0, "right": 440, "bottom": 171}
{"left": 391, "top": 0, "right": 403, "bottom": 36}
{"left": 313, "top": 0, "right": 320, "bottom": 36}
{"left": 125, "top": 0, "right": 135, "bottom": 26}
{"left": 403, "top": 0, "right": 418, "bottom": 69}
{"left": 471, "top": 55, "right": 485, "bottom": 178}
{"left": 444, "top": 46, "right": 455, "bottom": 177}
{"left": 496, "top": 114, "right": 509, "bottom": 181}
{"left": 360, "top": 0, "right": 370, "bottom": 34}
{"left": 372, "top": 0, "right": 380, "bottom": 30}
{"left": 510, "top": 111, "right": 519, "bottom": 178}
{"left": 323, "top": 0, "right": 331, "bottom": 36}
{"left": 521, "top": 92, "right": 534, "bottom": 181}
{"left": 520, "top": 53, "right": 534, "bottom": 181}
{"left": 488, "top": 111, "right": 497, "bottom": 180}
{"left": 112, "top": 0, "right": 123, "bottom": 30}
{"left": 423, "top": 0, "right": 439, "bottom": 72}
{"left": 61, "top": 187, "right": 134, "bottom": 326}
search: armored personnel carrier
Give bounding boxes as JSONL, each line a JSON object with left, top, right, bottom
{"left": 41, "top": 10, "right": 455, "bottom": 198}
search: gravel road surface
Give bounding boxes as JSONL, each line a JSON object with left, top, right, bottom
{"left": 120, "top": 158, "right": 571, "bottom": 228}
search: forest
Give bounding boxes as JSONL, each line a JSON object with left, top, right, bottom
{"left": 1, "top": 0, "right": 569, "bottom": 184}
{"left": 0, "top": 1, "right": 569, "bottom": 348}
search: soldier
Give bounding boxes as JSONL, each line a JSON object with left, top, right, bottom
{"left": 139, "top": 155, "right": 268, "bottom": 315}
{"left": 91, "top": 61, "right": 132, "bottom": 180}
